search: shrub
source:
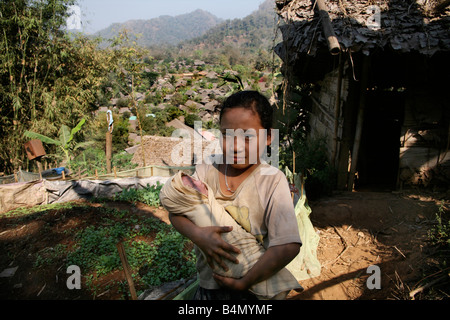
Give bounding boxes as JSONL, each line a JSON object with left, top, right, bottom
{"left": 185, "top": 113, "right": 201, "bottom": 128}
{"left": 429, "top": 203, "right": 450, "bottom": 248}
{"left": 116, "top": 97, "right": 131, "bottom": 108}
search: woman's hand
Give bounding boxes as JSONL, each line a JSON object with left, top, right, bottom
{"left": 195, "top": 226, "right": 241, "bottom": 271}
{"left": 213, "top": 243, "right": 301, "bottom": 291}
{"left": 169, "top": 213, "right": 240, "bottom": 271}
{"left": 212, "top": 273, "right": 249, "bottom": 292}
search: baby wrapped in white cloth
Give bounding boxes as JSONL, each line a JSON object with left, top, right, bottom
{"left": 159, "top": 171, "right": 302, "bottom": 300}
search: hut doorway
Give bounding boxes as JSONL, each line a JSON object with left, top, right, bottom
{"left": 355, "top": 89, "right": 405, "bottom": 191}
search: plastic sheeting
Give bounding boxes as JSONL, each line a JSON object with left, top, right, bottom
{"left": 0, "top": 180, "right": 47, "bottom": 214}
{"left": 285, "top": 167, "right": 322, "bottom": 281}
{"left": 44, "top": 177, "right": 170, "bottom": 204}
{"left": 0, "top": 176, "right": 169, "bottom": 214}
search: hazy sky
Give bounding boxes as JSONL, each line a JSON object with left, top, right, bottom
{"left": 75, "top": 0, "right": 266, "bottom": 34}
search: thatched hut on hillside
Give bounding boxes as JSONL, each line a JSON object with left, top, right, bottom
{"left": 275, "top": 0, "right": 450, "bottom": 191}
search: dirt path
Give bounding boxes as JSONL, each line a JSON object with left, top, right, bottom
{"left": 288, "top": 190, "right": 449, "bottom": 300}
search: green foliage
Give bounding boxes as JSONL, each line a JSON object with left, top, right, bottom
{"left": 24, "top": 118, "right": 93, "bottom": 165}
{"left": 185, "top": 113, "right": 202, "bottom": 128}
{"left": 276, "top": 84, "right": 335, "bottom": 199}
{"left": 114, "top": 182, "right": 164, "bottom": 207}
{"left": 142, "top": 71, "right": 159, "bottom": 87}
{"left": 0, "top": 0, "right": 109, "bottom": 173}
{"left": 70, "top": 149, "right": 137, "bottom": 177}
{"left": 293, "top": 138, "right": 336, "bottom": 200}
{"left": 170, "top": 92, "right": 188, "bottom": 107}
{"left": 85, "top": 112, "right": 129, "bottom": 153}
{"left": 65, "top": 204, "right": 196, "bottom": 292}
{"left": 429, "top": 203, "right": 450, "bottom": 248}
{"left": 116, "top": 97, "right": 131, "bottom": 108}
{"left": 139, "top": 229, "right": 196, "bottom": 286}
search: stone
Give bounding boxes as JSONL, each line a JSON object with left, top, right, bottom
{"left": 0, "top": 266, "right": 18, "bottom": 278}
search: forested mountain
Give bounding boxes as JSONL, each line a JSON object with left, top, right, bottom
{"left": 93, "top": 0, "right": 279, "bottom": 53}
{"left": 94, "top": 9, "right": 223, "bottom": 46}
{"left": 180, "top": 0, "right": 280, "bottom": 53}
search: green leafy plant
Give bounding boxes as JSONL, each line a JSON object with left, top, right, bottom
{"left": 429, "top": 203, "right": 450, "bottom": 248}
{"left": 114, "top": 182, "right": 164, "bottom": 207}
{"left": 65, "top": 205, "right": 196, "bottom": 294}
{"left": 24, "top": 118, "right": 93, "bottom": 166}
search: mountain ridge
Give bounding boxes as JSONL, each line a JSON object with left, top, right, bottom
{"left": 94, "top": 9, "right": 223, "bottom": 46}
{"left": 92, "top": 0, "right": 278, "bottom": 50}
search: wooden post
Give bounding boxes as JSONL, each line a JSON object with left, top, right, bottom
{"left": 114, "top": 166, "right": 117, "bottom": 179}
{"left": 36, "top": 161, "right": 43, "bottom": 179}
{"left": 347, "top": 56, "right": 370, "bottom": 191}
{"left": 332, "top": 52, "right": 345, "bottom": 168}
{"left": 106, "top": 110, "right": 113, "bottom": 174}
{"left": 292, "top": 151, "right": 296, "bottom": 202}
{"left": 116, "top": 242, "right": 138, "bottom": 300}
{"left": 106, "top": 131, "right": 112, "bottom": 174}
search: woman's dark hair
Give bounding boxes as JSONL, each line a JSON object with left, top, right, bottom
{"left": 220, "top": 91, "right": 273, "bottom": 130}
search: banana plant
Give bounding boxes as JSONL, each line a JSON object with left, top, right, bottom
{"left": 24, "top": 118, "right": 94, "bottom": 167}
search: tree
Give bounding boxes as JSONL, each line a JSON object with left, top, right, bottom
{"left": 0, "top": 0, "right": 107, "bottom": 173}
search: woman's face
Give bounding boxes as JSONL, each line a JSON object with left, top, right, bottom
{"left": 220, "top": 107, "right": 271, "bottom": 171}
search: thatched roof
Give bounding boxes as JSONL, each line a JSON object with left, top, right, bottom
{"left": 275, "top": 0, "right": 450, "bottom": 63}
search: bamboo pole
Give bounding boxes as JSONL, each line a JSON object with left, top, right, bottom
{"left": 314, "top": 0, "right": 341, "bottom": 55}
{"left": 332, "top": 52, "right": 345, "bottom": 168}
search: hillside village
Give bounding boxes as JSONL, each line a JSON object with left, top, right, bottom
{"left": 97, "top": 58, "right": 278, "bottom": 169}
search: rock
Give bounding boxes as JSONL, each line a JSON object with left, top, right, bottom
{"left": 0, "top": 266, "right": 18, "bottom": 278}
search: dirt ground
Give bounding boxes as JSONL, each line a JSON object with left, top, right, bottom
{"left": 0, "top": 189, "right": 448, "bottom": 300}
{"left": 288, "top": 190, "right": 449, "bottom": 300}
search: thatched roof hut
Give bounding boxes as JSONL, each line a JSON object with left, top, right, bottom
{"left": 274, "top": 0, "right": 450, "bottom": 191}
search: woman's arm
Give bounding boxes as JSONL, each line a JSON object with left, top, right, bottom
{"left": 212, "top": 242, "right": 301, "bottom": 291}
{"left": 169, "top": 212, "right": 241, "bottom": 271}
